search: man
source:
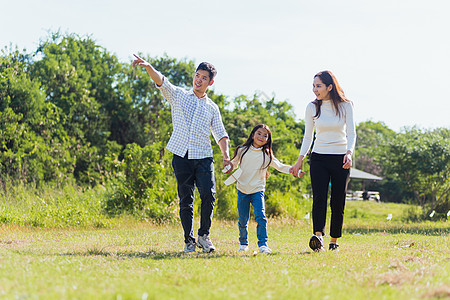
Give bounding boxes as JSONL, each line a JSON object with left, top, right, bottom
{"left": 132, "top": 54, "right": 231, "bottom": 253}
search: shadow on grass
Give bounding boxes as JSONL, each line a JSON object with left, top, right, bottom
{"left": 344, "top": 225, "right": 449, "bottom": 236}
{"left": 59, "top": 249, "right": 317, "bottom": 260}
{"left": 59, "top": 249, "right": 252, "bottom": 260}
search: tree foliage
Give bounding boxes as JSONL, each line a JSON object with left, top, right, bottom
{"left": 353, "top": 122, "right": 449, "bottom": 218}
{"left": 378, "top": 127, "right": 450, "bottom": 217}
{"left": 0, "top": 48, "right": 75, "bottom": 184}
{"left": 354, "top": 120, "right": 395, "bottom": 176}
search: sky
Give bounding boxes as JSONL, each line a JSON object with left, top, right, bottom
{"left": 1, "top": 0, "right": 449, "bottom": 131}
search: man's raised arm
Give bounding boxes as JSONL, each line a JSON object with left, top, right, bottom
{"left": 132, "top": 54, "right": 164, "bottom": 86}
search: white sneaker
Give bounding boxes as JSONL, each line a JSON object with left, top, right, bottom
{"left": 259, "top": 245, "right": 271, "bottom": 254}
{"left": 238, "top": 245, "right": 249, "bottom": 252}
{"left": 184, "top": 241, "right": 196, "bottom": 253}
{"left": 196, "top": 234, "right": 216, "bottom": 253}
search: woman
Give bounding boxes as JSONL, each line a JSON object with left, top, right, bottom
{"left": 290, "top": 70, "right": 356, "bottom": 251}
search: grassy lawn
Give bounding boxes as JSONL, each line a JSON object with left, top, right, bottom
{"left": 0, "top": 213, "right": 449, "bottom": 300}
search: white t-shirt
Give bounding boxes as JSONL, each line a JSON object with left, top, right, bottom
{"left": 299, "top": 100, "right": 356, "bottom": 156}
{"left": 228, "top": 146, "right": 291, "bottom": 194}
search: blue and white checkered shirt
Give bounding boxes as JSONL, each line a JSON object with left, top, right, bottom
{"left": 157, "top": 77, "right": 229, "bottom": 159}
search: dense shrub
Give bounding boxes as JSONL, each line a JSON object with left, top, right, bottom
{"left": 104, "top": 143, "right": 178, "bottom": 222}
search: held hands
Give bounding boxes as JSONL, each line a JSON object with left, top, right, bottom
{"left": 223, "top": 160, "right": 233, "bottom": 174}
{"left": 342, "top": 151, "right": 352, "bottom": 169}
{"left": 289, "top": 161, "right": 306, "bottom": 178}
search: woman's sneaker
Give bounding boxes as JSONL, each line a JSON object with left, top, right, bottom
{"left": 184, "top": 241, "right": 196, "bottom": 253}
{"left": 259, "top": 245, "right": 272, "bottom": 254}
{"left": 329, "top": 243, "right": 339, "bottom": 251}
{"left": 309, "top": 235, "right": 325, "bottom": 251}
{"left": 197, "top": 234, "right": 216, "bottom": 253}
{"left": 238, "top": 245, "right": 249, "bottom": 252}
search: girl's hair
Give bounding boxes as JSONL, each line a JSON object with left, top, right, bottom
{"left": 313, "top": 70, "right": 350, "bottom": 118}
{"left": 231, "top": 124, "right": 273, "bottom": 178}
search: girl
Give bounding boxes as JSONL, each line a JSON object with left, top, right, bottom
{"left": 225, "top": 124, "right": 303, "bottom": 254}
{"left": 290, "top": 70, "right": 356, "bottom": 252}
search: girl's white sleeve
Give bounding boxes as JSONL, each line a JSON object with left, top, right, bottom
{"left": 299, "top": 103, "right": 315, "bottom": 156}
{"left": 269, "top": 156, "right": 291, "bottom": 175}
{"left": 230, "top": 147, "right": 242, "bottom": 169}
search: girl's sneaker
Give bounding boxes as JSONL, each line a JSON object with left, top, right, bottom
{"left": 259, "top": 245, "right": 272, "bottom": 254}
{"left": 238, "top": 245, "right": 249, "bottom": 252}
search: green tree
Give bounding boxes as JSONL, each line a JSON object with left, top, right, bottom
{"left": 0, "top": 48, "right": 75, "bottom": 184}
{"left": 379, "top": 127, "right": 450, "bottom": 218}
{"left": 29, "top": 33, "right": 115, "bottom": 183}
{"left": 32, "top": 33, "right": 112, "bottom": 146}
{"left": 354, "top": 120, "right": 395, "bottom": 175}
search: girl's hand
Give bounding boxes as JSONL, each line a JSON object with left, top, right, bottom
{"left": 223, "top": 160, "right": 233, "bottom": 174}
{"left": 289, "top": 161, "right": 305, "bottom": 178}
{"left": 343, "top": 151, "right": 352, "bottom": 169}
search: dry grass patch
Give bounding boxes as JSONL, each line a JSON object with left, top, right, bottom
{"left": 422, "top": 285, "right": 450, "bottom": 299}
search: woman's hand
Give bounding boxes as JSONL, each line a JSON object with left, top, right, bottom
{"left": 290, "top": 159, "right": 305, "bottom": 178}
{"left": 342, "top": 151, "right": 352, "bottom": 169}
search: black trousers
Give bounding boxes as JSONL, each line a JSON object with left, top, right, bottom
{"left": 172, "top": 153, "right": 216, "bottom": 244}
{"left": 310, "top": 152, "right": 350, "bottom": 238}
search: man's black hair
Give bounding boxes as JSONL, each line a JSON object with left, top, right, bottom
{"left": 196, "top": 62, "right": 217, "bottom": 81}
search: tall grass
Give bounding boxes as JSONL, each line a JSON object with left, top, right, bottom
{"left": 0, "top": 179, "right": 443, "bottom": 229}
{"left": 0, "top": 181, "right": 112, "bottom": 228}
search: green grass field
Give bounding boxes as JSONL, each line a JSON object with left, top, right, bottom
{"left": 1, "top": 208, "right": 449, "bottom": 300}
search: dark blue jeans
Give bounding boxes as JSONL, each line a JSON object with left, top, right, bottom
{"left": 172, "top": 153, "right": 216, "bottom": 244}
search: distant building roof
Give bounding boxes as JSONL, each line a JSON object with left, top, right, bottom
{"left": 350, "top": 168, "right": 383, "bottom": 180}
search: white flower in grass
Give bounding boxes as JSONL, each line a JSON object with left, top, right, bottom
{"left": 386, "top": 214, "right": 392, "bottom": 221}
{"left": 303, "top": 213, "right": 310, "bottom": 220}
{"left": 429, "top": 210, "right": 435, "bottom": 218}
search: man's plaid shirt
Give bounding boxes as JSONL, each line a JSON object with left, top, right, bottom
{"left": 157, "top": 77, "right": 228, "bottom": 159}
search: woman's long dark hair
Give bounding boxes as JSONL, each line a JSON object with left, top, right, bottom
{"left": 313, "top": 70, "right": 350, "bottom": 118}
{"left": 231, "top": 124, "right": 273, "bottom": 178}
